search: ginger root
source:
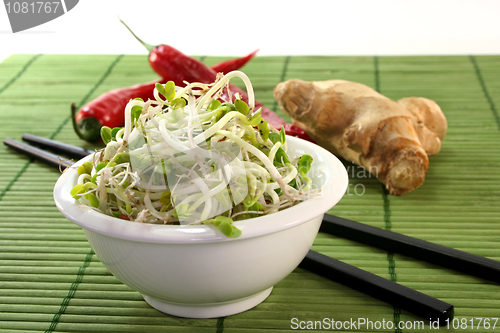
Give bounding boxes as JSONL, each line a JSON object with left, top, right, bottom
{"left": 273, "top": 79, "right": 447, "bottom": 195}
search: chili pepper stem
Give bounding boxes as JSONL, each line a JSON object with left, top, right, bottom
{"left": 119, "top": 17, "right": 155, "bottom": 53}
{"left": 71, "top": 103, "right": 84, "bottom": 139}
{"left": 71, "top": 103, "right": 101, "bottom": 143}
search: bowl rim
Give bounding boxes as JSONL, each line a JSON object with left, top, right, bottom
{"left": 53, "top": 136, "right": 348, "bottom": 244}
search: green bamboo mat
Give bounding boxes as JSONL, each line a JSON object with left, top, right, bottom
{"left": 0, "top": 53, "right": 499, "bottom": 333}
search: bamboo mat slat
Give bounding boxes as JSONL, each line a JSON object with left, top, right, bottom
{"left": 1, "top": 53, "right": 499, "bottom": 333}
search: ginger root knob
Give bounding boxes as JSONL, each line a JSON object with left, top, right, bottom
{"left": 273, "top": 79, "right": 447, "bottom": 195}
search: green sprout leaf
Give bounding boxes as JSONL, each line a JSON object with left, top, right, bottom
{"left": 131, "top": 105, "right": 142, "bottom": 122}
{"left": 77, "top": 165, "right": 87, "bottom": 176}
{"left": 209, "top": 100, "right": 222, "bottom": 110}
{"left": 113, "top": 152, "right": 130, "bottom": 165}
{"left": 234, "top": 99, "right": 249, "bottom": 115}
{"left": 249, "top": 108, "right": 262, "bottom": 126}
{"left": 160, "top": 191, "right": 171, "bottom": 206}
{"left": 280, "top": 126, "right": 286, "bottom": 144}
{"left": 164, "top": 81, "right": 176, "bottom": 101}
{"left": 269, "top": 132, "right": 280, "bottom": 144}
{"left": 96, "top": 162, "right": 107, "bottom": 172}
{"left": 230, "top": 226, "right": 242, "bottom": 238}
{"left": 155, "top": 82, "right": 166, "bottom": 98}
{"left": 217, "top": 221, "right": 233, "bottom": 237}
{"left": 100, "top": 126, "right": 112, "bottom": 145}
{"left": 171, "top": 98, "right": 187, "bottom": 109}
{"left": 298, "top": 155, "right": 313, "bottom": 175}
{"left": 258, "top": 119, "right": 269, "bottom": 141}
{"left": 274, "top": 147, "right": 290, "bottom": 167}
{"left": 85, "top": 193, "right": 99, "bottom": 208}
{"left": 202, "top": 216, "right": 240, "bottom": 238}
{"left": 70, "top": 184, "right": 85, "bottom": 199}
{"left": 111, "top": 127, "right": 121, "bottom": 138}
{"left": 83, "top": 182, "right": 97, "bottom": 191}
{"left": 173, "top": 203, "right": 190, "bottom": 219}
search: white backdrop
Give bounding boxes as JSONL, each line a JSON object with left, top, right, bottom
{"left": 1, "top": 0, "right": 500, "bottom": 63}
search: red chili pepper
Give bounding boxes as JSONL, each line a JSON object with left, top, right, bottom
{"left": 121, "top": 20, "right": 313, "bottom": 141}
{"left": 72, "top": 79, "right": 161, "bottom": 142}
{"left": 73, "top": 52, "right": 257, "bottom": 143}
{"left": 211, "top": 49, "right": 259, "bottom": 74}
{"left": 150, "top": 45, "right": 311, "bottom": 138}
{"left": 283, "top": 123, "right": 315, "bottom": 142}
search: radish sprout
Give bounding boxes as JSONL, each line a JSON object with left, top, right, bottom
{"left": 71, "top": 71, "right": 319, "bottom": 237}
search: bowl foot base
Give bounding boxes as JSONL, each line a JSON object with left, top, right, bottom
{"left": 143, "top": 287, "right": 273, "bottom": 318}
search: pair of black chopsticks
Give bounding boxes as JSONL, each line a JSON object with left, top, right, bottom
{"left": 4, "top": 134, "right": 93, "bottom": 169}
{"left": 5, "top": 134, "right": 500, "bottom": 324}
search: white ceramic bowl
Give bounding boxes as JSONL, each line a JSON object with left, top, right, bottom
{"left": 53, "top": 136, "right": 348, "bottom": 318}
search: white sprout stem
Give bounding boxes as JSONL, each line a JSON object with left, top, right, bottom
{"left": 77, "top": 174, "right": 91, "bottom": 184}
{"left": 266, "top": 165, "right": 297, "bottom": 190}
{"left": 144, "top": 178, "right": 168, "bottom": 220}
{"left": 97, "top": 168, "right": 109, "bottom": 212}
{"left": 118, "top": 99, "right": 144, "bottom": 153}
{"left": 196, "top": 71, "right": 255, "bottom": 113}
{"left": 193, "top": 111, "right": 252, "bottom": 145}
{"left": 216, "top": 130, "right": 291, "bottom": 199}
{"left": 243, "top": 162, "right": 271, "bottom": 179}
{"left": 103, "top": 141, "right": 121, "bottom": 161}
{"left": 268, "top": 142, "right": 282, "bottom": 164}
{"left": 266, "top": 187, "right": 280, "bottom": 207}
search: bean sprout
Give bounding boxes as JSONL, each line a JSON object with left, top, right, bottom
{"left": 71, "top": 71, "right": 318, "bottom": 237}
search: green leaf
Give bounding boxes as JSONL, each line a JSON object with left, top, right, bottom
{"left": 96, "top": 162, "right": 107, "bottom": 172}
{"left": 164, "top": 81, "right": 176, "bottom": 101}
{"left": 125, "top": 202, "right": 133, "bottom": 214}
{"left": 249, "top": 108, "right": 262, "bottom": 127}
{"left": 155, "top": 82, "right": 166, "bottom": 97}
{"left": 160, "top": 191, "right": 171, "bottom": 206}
{"left": 131, "top": 105, "right": 142, "bottom": 121}
{"left": 230, "top": 226, "right": 241, "bottom": 238}
{"left": 269, "top": 132, "right": 280, "bottom": 144}
{"left": 70, "top": 184, "right": 85, "bottom": 199}
{"left": 171, "top": 98, "right": 186, "bottom": 109}
{"left": 77, "top": 165, "right": 87, "bottom": 176}
{"left": 100, "top": 126, "right": 112, "bottom": 145}
{"left": 280, "top": 126, "right": 286, "bottom": 144}
{"left": 113, "top": 152, "right": 130, "bottom": 164}
{"left": 234, "top": 99, "right": 249, "bottom": 115}
{"left": 209, "top": 100, "right": 222, "bottom": 110}
{"left": 83, "top": 182, "right": 97, "bottom": 191}
{"left": 111, "top": 127, "right": 121, "bottom": 139}
{"left": 173, "top": 203, "right": 190, "bottom": 219}
{"left": 298, "top": 155, "right": 313, "bottom": 175}
{"left": 214, "top": 216, "right": 234, "bottom": 224}
{"left": 82, "top": 161, "right": 93, "bottom": 174}
{"left": 274, "top": 147, "right": 290, "bottom": 167}
{"left": 85, "top": 193, "right": 99, "bottom": 208}
{"left": 258, "top": 119, "right": 270, "bottom": 141}
{"left": 217, "top": 221, "right": 233, "bottom": 237}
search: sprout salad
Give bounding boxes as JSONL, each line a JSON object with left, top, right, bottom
{"left": 71, "top": 71, "right": 319, "bottom": 238}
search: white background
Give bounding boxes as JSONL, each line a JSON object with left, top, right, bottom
{"left": 1, "top": 0, "right": 500, "bottom": 63}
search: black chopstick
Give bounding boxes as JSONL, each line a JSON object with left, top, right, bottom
{"left": 300, "top": 250, "right": 454, "bottom": 324}
{"left": 321, "top": 214, "right": 500, "bottom": 283}
{"left": 22, "top": 133, "right": 93, "bottom": 159}
{"left": 3, "top": 138, "right": 74, "bottom": 169}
